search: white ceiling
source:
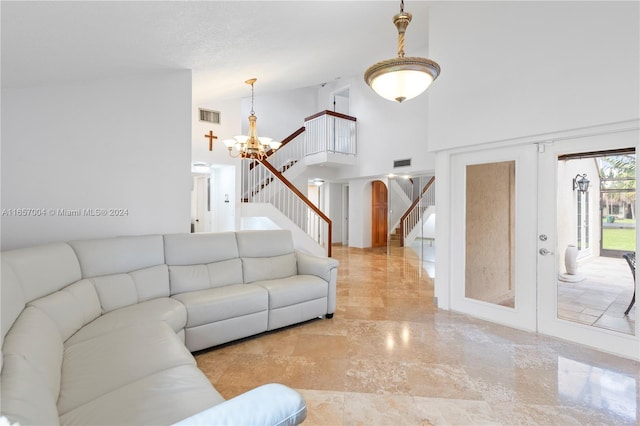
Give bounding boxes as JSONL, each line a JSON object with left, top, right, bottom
{"left": 1, "top": 1, "right": 432, "bottom": 103}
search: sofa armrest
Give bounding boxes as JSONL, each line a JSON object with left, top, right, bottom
{"left": 173, "top": 383, "right": 306, "bottom": 426}
{"left": 296, "top": 250, "right": 339, "bottom": 315}
{"left": 295, "top": 250, "right": 339, "bottom": 283}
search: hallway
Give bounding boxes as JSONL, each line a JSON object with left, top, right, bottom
{"left": 194, "top": 245, "right": 638, "bottom": 425}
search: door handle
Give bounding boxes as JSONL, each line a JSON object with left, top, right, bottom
{"left": 539, "top": 248, "right": 553, "bottom": 256}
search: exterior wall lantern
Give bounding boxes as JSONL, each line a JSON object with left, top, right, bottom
{"left": 573, "top": 174, "right": 590, "bottom": 193}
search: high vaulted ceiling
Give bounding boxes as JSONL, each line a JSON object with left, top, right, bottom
{"left": 1, "top": 1, "right": 431, "bottom": 103}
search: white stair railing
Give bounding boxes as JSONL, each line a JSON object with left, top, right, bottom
{"left": 304, "top": 110, "right": 356, "bottom": 156}
{"left": 402, "top": 178, "right": 436, "bottom": 246}
{"left": 241, "top": 159, "right": 332, "bottom": 256}
{"left": 395, "top": 178, "right": 414, "bottom": 201}
{"left": 267, "top": 127, "right": 306, "bottom": 173}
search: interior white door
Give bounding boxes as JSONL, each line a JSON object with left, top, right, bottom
{"left": 450, "top": 144, "right": 538, "bottom": 331}
{"left": 193, "top": 175, "right": 209, "bottom": 232}
{"left": 537, "top": 131, "right": 639, "bottom": 360}
{"left": 332, "top": 88, "right": 350, "bottom": 115}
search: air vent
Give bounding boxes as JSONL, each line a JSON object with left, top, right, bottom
{"left": 393, "top": 158, "right": 411, "bottom": 168}
{"left": 199, "top": 108, "right": 220, "bottom": 124}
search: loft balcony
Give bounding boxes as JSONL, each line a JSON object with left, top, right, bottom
{"left": 303, "top": 110, "right": 357, "bottom": 167}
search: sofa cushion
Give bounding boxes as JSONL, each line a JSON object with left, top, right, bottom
{"left": 58, "top": 321, "right": 195, "bottom": 415}
{"left": 91, "top": 273, "right": 138, "bottom": 312}
{"left": 170, "top": 264, "right": 210, "bottom": 293}
{"left": 1, "top": 353, "right": 61, "bottom": 426}
{"left": 59, "top": 364, "right": 224, "bottom": 426}
{"left": 2, "top": 307, "right": 63, "bottom": 398}
{"left": 169, "top": 258, "right": 244, "bottom": 294}
{"left": 1, "top": 242, "right": 81, "bottom": 302}
{"left": 65, "top": 297, "right": 187, "bottom": 346}
{"left": 89, "top": 264, "right": 170, "bottom": 313}
{"left": 1, "top": 306, "right": 63, "bottom": 426}
{"left": 28, "top": 279, "right": 101, "bottom": 342}
{"left": 172, "top": 284, "right": 268, "bottom": 327}
{"left": 68, "top": 234, "right": 165, "bottom": 278}
{"left": 236, "top": 229, "right": 294, "bottom": 257}
{"left": 253, "top": 275, "right": 329, "bottom": 309}
{"left": 0, "top": 260, "right": 26, "bottom": 347}
{"left": 164, "top": 232, "right": 239, "bottom": 265}
{"left": 131, "top": 264, "right": 171, "bottom": 302}
{"left": 242, "top": 253, "right": 297, "bottom": 283}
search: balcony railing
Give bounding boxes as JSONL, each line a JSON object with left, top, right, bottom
{"left": 304, "top": 110, "right": 356, "bottom": 157}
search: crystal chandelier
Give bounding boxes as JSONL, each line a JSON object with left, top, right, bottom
{"left": 364, "top": 0, "right": 440, "bottom": 103}
{"left": 223, "top": 78, "right": 281, "bottom": 159}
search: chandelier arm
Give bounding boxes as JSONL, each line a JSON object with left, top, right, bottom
{"left": 228, "top": 148, "right": 240, "bottom": 158}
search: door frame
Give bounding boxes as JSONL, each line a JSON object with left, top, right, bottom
{"left": 537, "top": 129, "right": 639, "bottom": 359}
{"left": 342, "top": 184, "right": 349, "bottom": 246}
{"left": 448, "top": 144, "right": 538, "bottom": 332}
{"left": 435, "top": 119, "right": 639, "bottom": 360}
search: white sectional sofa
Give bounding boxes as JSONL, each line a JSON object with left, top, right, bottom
{"left": 0, "top": 229, "right": 339, "bottom": 425}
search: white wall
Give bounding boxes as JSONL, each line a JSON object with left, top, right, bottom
{"left": 192, "top": 97, "right": 242, "bottom": 166}
{"left": 326, "top": 182, "right": 343, "bottom": 245}
{"left": 348, "top": 178, "right": 374, "bottom": 248}
{"left": 1, "top": 71, "right": 192, "bottom": 249}
{"left": 428, "top": 1, "right": 639, "bottom": 151}
{"left": 240, "top": 86, "right": 318, "bottom": 143}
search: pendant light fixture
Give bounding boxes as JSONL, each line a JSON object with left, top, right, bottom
{"left": 364, "top": 0, "right": 440, "bottom": 103}
{"left": 223, "top": 78, "right": 281, "bottom": 159}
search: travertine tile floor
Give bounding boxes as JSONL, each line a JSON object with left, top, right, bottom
{"left": 195, "top": 245, "right": 639, "bottom": 425}
{"left": 558, "top": 256, "right": 636, "bottom": 334}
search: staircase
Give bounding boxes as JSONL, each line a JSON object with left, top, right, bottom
{"left": 240, "top": 111, "right": 357, "bottom": 257}
{"left": 390, "top": 226, "right": 403, "bottom": 247}
{"left": 398, "top": 177, "right": 436, "bottom": 247}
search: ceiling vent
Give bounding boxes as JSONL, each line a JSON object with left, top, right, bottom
{"left": 393, "top": 158, "right": 411, "bottom": 168}
{"left": 199, "top": 108, "right": 220, "bottom": 124}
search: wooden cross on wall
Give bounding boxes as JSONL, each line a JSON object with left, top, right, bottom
{"left": 204, "top": 130, "right": 217, "bottom": 151}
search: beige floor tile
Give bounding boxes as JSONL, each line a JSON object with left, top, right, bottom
{"left": 194, "top": 245, "right": 639, "bottom": 425}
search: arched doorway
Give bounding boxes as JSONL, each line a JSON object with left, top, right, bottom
{"left": 372, "top": 180, "right": 388, "bottom": 247}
